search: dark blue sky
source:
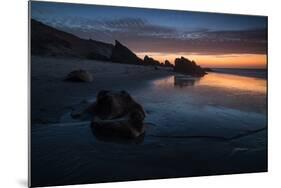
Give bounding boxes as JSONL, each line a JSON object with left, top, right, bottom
{"left": 31, "top": 1, "right": 267, "bottom": 55}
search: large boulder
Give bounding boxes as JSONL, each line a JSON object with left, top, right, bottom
{"left": 91, "top": 90, "right": 146, "bottom": 139}
{"left": 64, "top": 69, "right": 93, "bottom": 82}
{"left": 174, "top": 56, "right": 206, "bottom": 77}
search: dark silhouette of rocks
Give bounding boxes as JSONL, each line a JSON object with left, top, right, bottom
{"left": 143, "top": 55, "right": 161, "bottom": 66}
{"left": 31, "top": 19, "right": 146, "bottom": 65}
{"left": 91, "top": 90, "right": 146, "bottom": 139}
{"left": 164, "top": 60, "right": 174, "bottom": 68}
{"left": 174, "top": 56, "right": 206, "bottom": 77}
{"left": 110, "top": 40, "right": 143, "bottom": 64}
{"left": 64, "top": 69, "right": 93, "bottom": 82}
{"left": 31, "top": 19, "right": 113, "bottom": 59}
{"left": 31, "top": 19, "right": 206, "bottom": 72}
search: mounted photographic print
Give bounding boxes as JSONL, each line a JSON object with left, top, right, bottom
{"left": 29, "top": 1, "right": 268, "bottom": 187}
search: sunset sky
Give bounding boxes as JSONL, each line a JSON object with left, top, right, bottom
{"left": 31, "top": 1, "right": 268, "bottom": 68}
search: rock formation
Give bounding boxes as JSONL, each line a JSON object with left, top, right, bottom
{"left": 164, "top": 60, "right": 174, "bottom": 67}
{"left": 174, "top": 56, "right": 206, "bottom": 77}
{"left": 31, "top": 19, "right": 113, "bottom": 59}
{"left": 91, "top": 90, "right": 146, "bottom": 139}
{"left": 143, "top": 55, "right": 161, "bottom": 66}
{"left": 110, "top": 40, "right": 143, "bottom": 65}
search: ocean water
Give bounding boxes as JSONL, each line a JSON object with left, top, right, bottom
{"left": 212, "top": 68, "right": 267, "bottom": 79}
{"left": 31, "top": 70, "right": 268, "bottom": 187}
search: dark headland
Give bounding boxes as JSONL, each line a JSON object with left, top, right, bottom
{"left": 31, "top": 19, "right": 208, "bottom": 76}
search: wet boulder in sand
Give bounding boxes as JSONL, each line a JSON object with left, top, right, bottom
{"left": 91, "top": 90, "right": 146, "bottom": 139}
{"left": 64, "top": 69, "right": 93, "bottom": 82}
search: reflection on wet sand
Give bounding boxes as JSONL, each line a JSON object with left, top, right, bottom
{"left": 90, "top": 124, "right": 145, "bottom": 144}
{"left": 150, "top": 72, "right": 267, "bottom": 114}
{"left": 154, "top": 72, "right": 266, "bottom": 94}
{"left": 174, "top": 75, "right": 199, "bottom": 87}
{"left": 198, "top": 73, "right": 266, "bottom": 93}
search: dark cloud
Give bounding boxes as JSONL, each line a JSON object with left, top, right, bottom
{"left": 35, "top": 16, "right": 267, "bottom": 55}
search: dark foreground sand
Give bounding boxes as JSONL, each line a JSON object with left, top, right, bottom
{"left": 31, "top": 56, "right": 173, "bottom": 124}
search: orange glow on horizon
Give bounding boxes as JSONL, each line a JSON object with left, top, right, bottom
{"left": 136, "top": 52, "right": 267, "bottom": 69}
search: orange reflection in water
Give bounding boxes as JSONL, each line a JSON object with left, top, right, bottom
{"left": 154, "top": 73, "right": 266, "bottom": 94}
{"left": 198, "top": 73, "right": 266, "bottom": 93}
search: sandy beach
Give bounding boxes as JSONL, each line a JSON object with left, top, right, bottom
{"left": 31, "top": 56, "right": 267, "bottom": 187}
{"left": 31, "top": 56, "right": 173, "bottom": 124}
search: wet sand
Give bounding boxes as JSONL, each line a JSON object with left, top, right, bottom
{"left": 31, "top": 56, "right": 173, "bottom": 124}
